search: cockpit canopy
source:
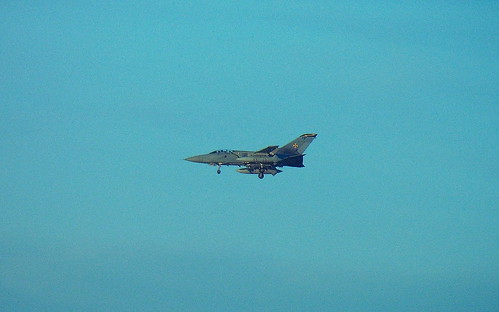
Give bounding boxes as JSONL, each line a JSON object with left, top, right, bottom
{"left": 209, "top": 149, "right": 233, "bottom": 154}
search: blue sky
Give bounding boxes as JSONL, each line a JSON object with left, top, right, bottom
{"left": 1, "top": 1, "right": 498, "bottom": 311}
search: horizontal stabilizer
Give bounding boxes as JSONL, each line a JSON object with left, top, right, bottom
{"left": 278, "top": 154, "right": 304, "bottom": 167}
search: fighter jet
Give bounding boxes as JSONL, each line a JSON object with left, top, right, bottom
{"left": 185, "top": 133, "right": 317, "bottom": 179}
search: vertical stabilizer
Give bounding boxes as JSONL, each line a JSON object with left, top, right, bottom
{"left": 275, "top": 133, "right": 317, "bottom": 156}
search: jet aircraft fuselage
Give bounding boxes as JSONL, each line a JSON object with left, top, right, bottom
{"left": 185, "top": 133, "right": 317, "bottom": 179}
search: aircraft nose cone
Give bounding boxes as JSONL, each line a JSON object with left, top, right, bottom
{"left": 185, "top": 155, "right": 202, "bottom": 163}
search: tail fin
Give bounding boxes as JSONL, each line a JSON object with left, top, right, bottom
{"left": 274, "top": 133, "right": 317, "bottom": 156}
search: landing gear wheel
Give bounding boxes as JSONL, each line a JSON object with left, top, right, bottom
{"left": 258, "top": 172, "right": 264, "bottom": 179}
{"left": 217, "top": 169, "right": 221, "bottom": 174}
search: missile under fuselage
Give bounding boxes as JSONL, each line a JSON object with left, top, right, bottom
{"left": 236, "top": 168, "right": 282, "bottom": 175}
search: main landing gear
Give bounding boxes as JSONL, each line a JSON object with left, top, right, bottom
{"left": 216, "top": 164, "right": 221, "bottom": 174}
{"left": 258, "top": 167, "right": 265, "bottom": 179}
